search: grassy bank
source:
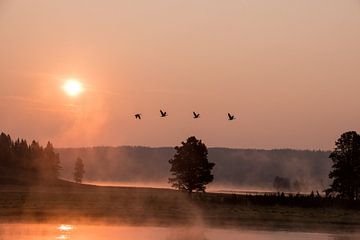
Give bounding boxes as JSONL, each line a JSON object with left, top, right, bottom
{"left": 0, "top": 182, "right": 360, "bottom": 232}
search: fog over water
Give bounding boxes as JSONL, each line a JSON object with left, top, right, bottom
{"left": 0, "top": 223, "right": 359, "bottom": 240}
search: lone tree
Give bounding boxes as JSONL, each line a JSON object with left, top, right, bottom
{"left": 73, "top": 157, "right": 85, "bottom": 183}
{"left": 169, "top": 136, "right": 215, "bottom": 193}
{"left": 326, "top": 131, "right": 360, "bottom": 200}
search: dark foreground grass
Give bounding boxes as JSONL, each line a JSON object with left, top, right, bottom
{"left": 0, "top": 181, "right": 360, "bottom": 232}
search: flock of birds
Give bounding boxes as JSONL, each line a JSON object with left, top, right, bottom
{"left": 134, "top": 110, "right": 236, "bottom": 121}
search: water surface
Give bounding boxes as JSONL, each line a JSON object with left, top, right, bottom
{"left": 0, "top": 223, "right": 358, "bottom": 240}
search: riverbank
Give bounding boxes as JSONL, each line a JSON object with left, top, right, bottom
{"left": 1, "top": 182, "right": 360, "bottom": 232}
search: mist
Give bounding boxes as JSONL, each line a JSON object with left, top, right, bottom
{"left": 56, "top": 146, "right": 331, "bottom": 192}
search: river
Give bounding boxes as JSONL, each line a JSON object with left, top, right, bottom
{"left": 0, "top": 223, "right": 359, "bottom": 240}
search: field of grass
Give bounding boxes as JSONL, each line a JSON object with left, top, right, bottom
{"left": 1, "top": 181, "right": 360, "bottom": 232}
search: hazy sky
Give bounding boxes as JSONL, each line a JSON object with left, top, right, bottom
{"left": 1, "top": 0, "right": 360, "bottom": 149}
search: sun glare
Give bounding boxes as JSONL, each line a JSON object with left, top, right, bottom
{"left": 58, "top": 224, "right": 73, "bottom": 231}
{"left": 62, "top": 79, "right": 84, "bottom": 97}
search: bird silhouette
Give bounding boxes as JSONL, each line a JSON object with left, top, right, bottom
{"left": 160, "top": 110, "right": 168, "bottom": 117}
{"left": 228, "top": 113, "right": 235, "bottom": 120}
{"left": 193, "top": 112, "right": 200, "bottom": 119}
{"left": 134, "top": 114, "right": 141, "bottom": 119}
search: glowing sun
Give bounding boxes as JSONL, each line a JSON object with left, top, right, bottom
{"left": 62, "top": 79, "right": 84, "bottom": 96}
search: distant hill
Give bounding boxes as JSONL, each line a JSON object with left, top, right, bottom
{"left": 56, "top": 147, "right": 331, "bottom": 191}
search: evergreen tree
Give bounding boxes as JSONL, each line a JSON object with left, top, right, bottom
{"left": 169, "top": 136, "right": 215, "bottom": 193}
{"left": 326, "top": 131, "right": 360, "bottom": 200}
{"left": 73, "top": 157, "right": 85, "bottom": 183}
{"left": 0, "top": 132, "right": 61, "bottom": 184}
{"left": 0, "top": 133, "right": 13, "bottom": 171}
{"left": 44, "top": 142, "right": 61, "bottom": 179}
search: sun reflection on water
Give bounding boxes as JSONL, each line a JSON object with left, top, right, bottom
{"left": 0, "top": 223, "right": 358, "bottom": 240}
{"left": 58, "top": 224, "right": 74, "bottom": 232}
{"left": 56, "top": 234, "right": 69, "bottom": 240}
{"left": 57, "top": 224, "right": 74, "bottom": 239}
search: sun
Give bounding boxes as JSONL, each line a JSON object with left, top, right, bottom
{"left": 62, "top": 79, "right": 84, "bottom": 96}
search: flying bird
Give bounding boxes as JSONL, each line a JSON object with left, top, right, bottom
{"left": 228, "top": 113, "right": 236, "bottom": 120}
{"left": 160, "top": 110, "right": 168, "bottom": 117}
{"left": 193, "top": 112, "right": 200, "bottom": 119}
{"left": 134, "top": 114, "right": 141, "bottom": 119}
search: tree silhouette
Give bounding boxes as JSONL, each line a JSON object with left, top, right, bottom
{"left": 326, "top": 131, "right": 360, "bottom": 200}
{"left": 43, "top": 142, "right": 62, "bottom": 180}
{"left": 0, "top": 132, "right": 61, "bottom": 185}
{"left": 169, "top": 136, "right": 215, "bottom": 193}
{"left": 73, "top": 157, "right": 85, "bottom": 183}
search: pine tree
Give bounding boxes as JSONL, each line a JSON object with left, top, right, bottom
{"left": 73, "top": 157, "right": 85, "bottom": 183}
{"left": 0, "top": 132, "right": 61, "bottom": 184}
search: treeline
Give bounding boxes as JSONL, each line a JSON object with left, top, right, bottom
{"left": 0, "top": 132, "right": 61, "bottom": 185}
{"left": 190, "top": 191, "right": 360, "bottom": 210}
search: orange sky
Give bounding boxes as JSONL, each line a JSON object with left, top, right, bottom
{"left": 0, "top": 0, "right": 360, "bottom": 149}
